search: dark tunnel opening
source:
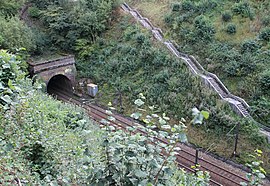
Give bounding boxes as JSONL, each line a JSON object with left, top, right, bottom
{"left": 47, "top": 75, "right": 73, "bottom": 97}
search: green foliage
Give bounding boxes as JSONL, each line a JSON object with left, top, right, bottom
{"left": 180, "top": 0, "right": 217, "bottom": 14}
{"left": 259, "top": 70, "right": 270, "bottom": 94}
{"left": 0, "top": 50, "right": 26, "bottom": 109}
{"left": 0, "top": 51, "right": 210, "bottom": 185}
{"left": 259, "top": 27, "right": 270, "bottom": 42}
{"left": 240, "top": 150, "right": 266, "bottom": 186}
{"left": 34, "top": 0, "right": 116, "bottom": 51}
{"left": 90, "top": 96, "right": 209, "bottom": 185}
{"left": 222, "top": 11, "right": 232, "bottom": 22}
{"left": 171, "top": 2, "right": 181, "bottom": 12}
{"left": 77, "top": 22, "right": 247, "bottom": 134}
{"left": 261, "top": 15, "right": 270, "bottom": 26}
{"left": 28, "top": 6, "right": 40, "bottom": 18}
{"left": 232, "top": 1, "right": 254, "bottom": 20}
{"left": 194, "top": 15, "right": 216, "bottom": 41}
{"left": 0, "top": 0, "right": 24, "bottom": 17}
{"left": 0, "top": 50, "right": 103, "bottom": 184}
{"left": 226, "top": 23, "right": 237, "bottom": 34}
{"left": 181, "top": 0, "right": 195, "bottom": 12}
{"left": 195, "top": 0, "right": 217, "bottom": 14}
{"left": 251, "top": 97, "right": 270, "bottom": 126}
{"left": 224, "top": 53, "right": 256, "bottom": 77}
{"left": 241, "top": 40, "right": 260, "bottom": 53}
{"left": 192, "top": 107, "right": 210, "bottom": 125}
{"left": 0, "top": 16, "right": 36, "bottom": 51}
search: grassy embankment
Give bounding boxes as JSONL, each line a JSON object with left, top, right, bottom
{"left": 76, "top": 6, "right": 270, "bottom": 175}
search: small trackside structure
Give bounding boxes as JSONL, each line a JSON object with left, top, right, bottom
{"left": 28, "top": 55, "right": 77, "bottom": 94}
{"left": 87, "top": 83, "right": 98, "bottom": 97}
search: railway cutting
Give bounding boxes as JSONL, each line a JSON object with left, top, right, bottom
{"left": 121, "top": 2, "right": 270, "bottom": 139}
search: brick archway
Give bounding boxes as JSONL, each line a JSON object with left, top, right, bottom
{"left": 28, "top": 55, "right": 77, "bottom": 93}
{"left": 47, "top": 74, "right": 73, "bottom": 95}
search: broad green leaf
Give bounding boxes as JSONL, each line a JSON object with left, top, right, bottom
{"left": 162, "top": 113, "right": 170, "bottom": 120}
{"left": 139, "top": 93, "right": 146, "bottom": 99}
{"left": 148, "top": 105, "right": 155, "bottom": 110}
{"left": 105, "top": 110, "right": 113, "bottom": 115}
{"left": 8, "top": 79, "right": 15, "bottom": 90}
{"left": 1, "top": 95, "right": 12, "bottom": 104}
{"left": 108, "top": 116, "right": 115, "bottom": 122}
{"left": 131, "top": 112, "right": 142, "bottom": 120}
{"left": 258, "top": 172, "right": 265, "bottom": 179}
{"left": 161, "top": 125, "right": 171, "bottom": 130}
{"left": 159, "top": 118, "right": 167, "bottom": 125}
{"left": 134, "top": 99, "right": 144, "bottom": 107}
{"left": 2, "top": 63, "right": 10, "bottom": 69}
{"left": 201, "top": 110, "right": 209, "bottom": 119}
{"left": 178, "top": 133, "right": 187, "bottom": 143}
{"left": 0, "top": 82, "right": 4, "bottom": 90}
{"left": 134, "top": 169, "right": 147, "bottom": 178}
{"left": 255, "top": 149, "right": 263, "bottom": 154}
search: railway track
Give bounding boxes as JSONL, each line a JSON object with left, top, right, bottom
{"left": 120, "top": 3, "right": 270, "bottom": 135}
{"left": 50, "top": 88, "right": 251, "bottom": 186}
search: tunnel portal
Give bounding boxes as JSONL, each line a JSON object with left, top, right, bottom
{"left": 28, "top": 55, "right": 76, "bottom": 97}
{"left": 47, "top": 74, "right": 73, "bottom": 96}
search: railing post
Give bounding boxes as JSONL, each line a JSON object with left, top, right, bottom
{"left": 232, "top": 122, "right": 240, "bottom": 158}
{"left": 195, "top": 148, "right": 199, "bottom": 165}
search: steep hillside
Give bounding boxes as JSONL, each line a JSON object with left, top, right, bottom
{"left": 76, "top": 7, "right": 270, "bottom": 174}
{"left": 127, "top": 0, "right": 270, "bottom": 126}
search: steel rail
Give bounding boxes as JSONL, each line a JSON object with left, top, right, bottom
{"left": 50, "top": 88, "right": 249, "bottom": 186}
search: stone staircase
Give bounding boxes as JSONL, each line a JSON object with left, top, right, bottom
{"left": 121, "top": 3, "right": 270, "bottom": 135}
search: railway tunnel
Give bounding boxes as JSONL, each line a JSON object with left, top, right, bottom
{"left": 47, "top": 74, "right": 73, "bottom": 96}
{"left": 28, "top": 55, "right": 76, "bottom": 97}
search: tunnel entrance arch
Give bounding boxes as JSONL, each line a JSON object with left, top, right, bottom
{"left": 28, "top": 55, "right": 76, "bottom": 96}
{"left": 47, "top": 74, "right": 73, "bottom": 96}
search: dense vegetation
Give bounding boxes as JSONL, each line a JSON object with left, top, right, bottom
{"left": 0, "top": 0, "right": 269, "bottom": 184}
{"left": 0, "top": 1, "right": 212, "bottom": 185}
{"left": 129, "top": 0, "right": 270, "bottom": 126}
{"left": 0, "top": 49, "right": 211, "bottom": 185}
{"left": 76, "top": 13, "right": 270, "bottom": 173}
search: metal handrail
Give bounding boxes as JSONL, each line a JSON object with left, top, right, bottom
{"left": 121, "top": 3, "right": 270, "bottom": 131}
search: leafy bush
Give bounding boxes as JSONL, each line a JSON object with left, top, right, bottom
{"left": 224, "top": 53, "right": 256, "bottom": 77}
{"left": 241, "top": 40, "right": 260, "bottom": 53}
{"left": 171, "top": 2, "right": 181, "bottom": 12}
{"left": 259, "top": 70, "right": 270, "bottom": 94}
{"left": 226, "top": 23, "right": 237, "bottom": 34}
{"left": 224, "top": 60, "right": 239, "bottom": 76}
{"left": 181, "top": 0, "right": 195, "bottom": 12}
{"left": 0, "top": 51, "right": 211, "bottom": 185}
{"left": 181, "top": 0, "right": 217, "bottom": 14}
{"left": 36, "top": 0, "right": 116, "bottom": 51}
{"left": 262, "top": 16, "right": 270, "bottom": 26}
{"left": 164, "top": 13, "right": 173, "bottom": 24}
{"left": 222, "top": 11, "right": 232, "bottom": 22}
{"left": 196, "top": 0, "right": 217, "bottom": 14}
{"left": 0, "top": 0, "right": 23, "bottom": 17}
{"left": 0, "top": 16, "right": 36, "bottom": 51}
{"left": 259, "top": 27, "right": 270, "bottom": 42}
{"left": 194, "top": 15, "right": 216, "bottom": 41}
{"left": 251, "top": 97, "right": 270, "bottom": 126}
{"left": 232, "top": 1, "right": 254, "bottom": 20}
{"left": 31, "top": 28, "right": 52, "bottom": 55}
{"left": 28, "top": 6, "right": 40, "bottom": 18}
